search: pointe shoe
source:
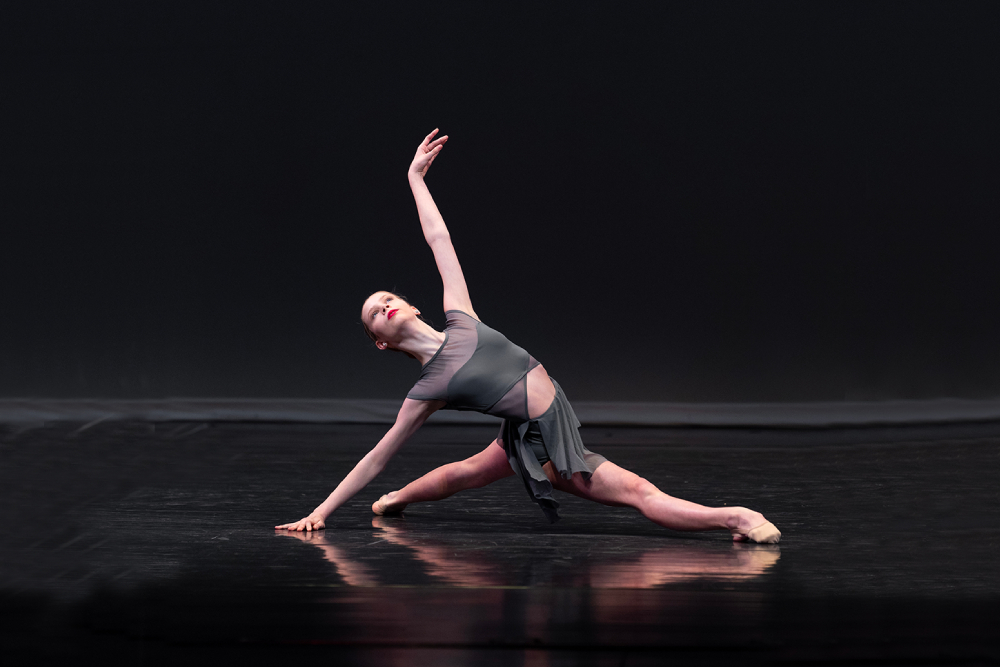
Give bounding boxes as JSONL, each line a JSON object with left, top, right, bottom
{"left": 745, "top": 521, "right": 781, "bottom": 544}
{"left": 372, "top": 494, "right": 407, "bottom": 516}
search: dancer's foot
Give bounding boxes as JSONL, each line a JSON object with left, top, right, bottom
{"left": 372, "top": 491, "right": 408, "bottom": 515}
{"left": 728, "top": 508, "right": 781, "bottom": 544}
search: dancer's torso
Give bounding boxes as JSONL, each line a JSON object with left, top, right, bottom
{"left": 407, "top": 310, "right": 550, "bottom": 420}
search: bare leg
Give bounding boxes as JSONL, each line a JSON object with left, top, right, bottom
{"left": 544, "top": 460, "right": 777, "bottom": 542}
{"left": 373, "top": 440, "right": 514, "bottom": 514}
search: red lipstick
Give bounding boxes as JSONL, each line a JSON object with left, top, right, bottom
{"left": 387, "top": 309, "right": 399, "bottom": 320}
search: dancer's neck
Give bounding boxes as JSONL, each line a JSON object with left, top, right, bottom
{"left": 394, "top": 320, "right": 447, "bottom": 366}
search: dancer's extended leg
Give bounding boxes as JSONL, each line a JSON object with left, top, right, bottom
{"left": 373, "top": 440, "right": 514, "bottom": 514}
{"left": 544, "top": 460, "right": 779, "bottom": 543}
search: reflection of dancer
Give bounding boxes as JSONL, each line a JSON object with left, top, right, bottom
{"left": 369, "top": 518, "right": 505, "bottom": 588}
{"left": 279, "top": 530, "right": 379, "bottom": 587}
{"left": 281, "top": 518, "right": 780, "bottom": 589}
{"left": 588, "top": 543, "right": 780, "bottom": 588}
{"left": 277, "top": 130, "right": 780, "bottom": 543}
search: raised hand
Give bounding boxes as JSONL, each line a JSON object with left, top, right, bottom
{"left": 408, "top": 128, "right": 448, "bottom": 179}
{"left": 275, "top": 513, "right": 326, "bottom": 532}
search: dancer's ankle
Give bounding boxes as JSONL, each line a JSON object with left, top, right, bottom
{"left": 727, "top": 508, "right": 765, "bottom": 535}
{"left": 383, "top": 491, "right": 408, "bottom": 511}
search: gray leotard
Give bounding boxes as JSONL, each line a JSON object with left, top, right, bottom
{"left": 407, "top": 310, "right": 606, "bottom": 522}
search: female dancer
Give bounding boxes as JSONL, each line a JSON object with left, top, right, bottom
{"left": 276, "top": 130, "right": 780, "bottom": 543}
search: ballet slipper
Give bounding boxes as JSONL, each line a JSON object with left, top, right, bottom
{"left": 372, "top": 494, "right": 407, "bottom": 516}
{"left": 745, "top": 521, "right": 781, "bottom": 544}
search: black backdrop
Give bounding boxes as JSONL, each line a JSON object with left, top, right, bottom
{"left": 2, "top": 2, "right": 998, "bottom": 402}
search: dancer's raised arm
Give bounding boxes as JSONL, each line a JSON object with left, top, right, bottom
{"left": 408, "top": 129, "right": 478, "bottom": 319}
{"left": 275, "top": 398, "right": 440, "bottom": 531}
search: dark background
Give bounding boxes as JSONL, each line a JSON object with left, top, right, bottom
{"left": 1, "top": 1, "right": 998, "bottom": 403}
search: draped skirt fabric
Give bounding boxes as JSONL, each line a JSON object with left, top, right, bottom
{"left": 497, "top": 378, "right": 607, "bottom": 522}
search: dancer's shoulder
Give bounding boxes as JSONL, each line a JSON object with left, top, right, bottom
{"left": 445, "top": 309, "right": 481, "bottom": 327}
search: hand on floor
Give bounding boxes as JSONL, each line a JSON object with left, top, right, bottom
{"left": 275, "top": 513, "right": 326, "bottom": 531}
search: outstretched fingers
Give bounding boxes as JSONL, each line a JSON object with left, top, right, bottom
{"left": 410, "top": 131, "right": 449, "bottom": 177}
{"left": 426, "top": 144, "right": 443, "bottom": 167}
{"left": 420, "top": 128, "right": 449, "bottom": 154}
{"left": 424, "top": 137, "right": 448, "bottom": 168}
{"left": 274, "top": 516, "right": 326, "bottom": 531}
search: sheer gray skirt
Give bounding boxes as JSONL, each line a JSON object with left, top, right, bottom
{"left": 497, "top": 378, "right": 607, "bottom": 522}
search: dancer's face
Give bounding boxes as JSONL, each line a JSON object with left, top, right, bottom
{"left": 361, "top": 291, "right": 420, "bottom": 349}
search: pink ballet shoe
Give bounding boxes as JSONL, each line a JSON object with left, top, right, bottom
{"left": 372, "top": 494, "right": 407, "bottom": 516}
{"left": 745, "top": 521, "right": 781, "bottom": 544}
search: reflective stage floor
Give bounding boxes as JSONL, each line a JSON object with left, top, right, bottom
{"left": 2, "top": 420, "right": 999, "bottom": 665}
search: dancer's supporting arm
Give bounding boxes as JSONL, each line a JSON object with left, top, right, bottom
{"left": 275, "top": 398, "right": 440, "bottom": 531}
{"left": 408, "top": 129, "right": 478, "bottom": 319}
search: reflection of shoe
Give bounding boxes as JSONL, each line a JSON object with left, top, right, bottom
{"left": 746, "top": 521, "right": 781, "bottom": 544}
{"left": 372, "top": 494, "right": 407, "bottom": 516}
{"left": 731, "top": 542, "right": 781, "bottom": 572}
{"left": 371, "top": 516, "right": 402, "bottom": 529}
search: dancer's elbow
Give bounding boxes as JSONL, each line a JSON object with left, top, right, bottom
{"left": 425, "top": 230, "right": 452, "bottom": 249}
